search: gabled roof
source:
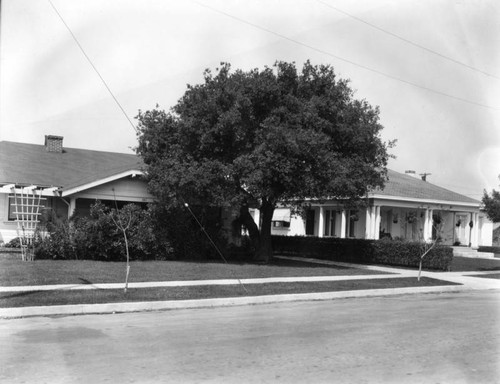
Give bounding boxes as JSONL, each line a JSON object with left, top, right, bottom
{"left": 0, "top": 140, "right": 480, "bottom": 206}
{"left": 0, "top": 141, "right": 144, "bottom": 191}
{"left": 371, "top": 169, "right": 479, "bottom": 205}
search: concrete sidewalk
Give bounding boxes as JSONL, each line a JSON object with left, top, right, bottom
{"left": 1, "top": 256, "right": 499, "bottom": 319}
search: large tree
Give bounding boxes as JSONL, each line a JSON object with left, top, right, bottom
{"left": 482, "top": 178, "right": 500, "bottom": 222}
{"left": 136, "top": 61, "right": 392, "bottom": 262}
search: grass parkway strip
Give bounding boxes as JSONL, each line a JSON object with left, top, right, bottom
{"left": 0, "top": 277, "right": 460, "bottom": 308}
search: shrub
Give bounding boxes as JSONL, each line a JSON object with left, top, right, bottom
{"left": 372, "top": 238, "right": 453, "bottom": 270}
{"left": 272, "top": 235, "right": 453, "bottom": 271}
{"left": 272, "top": 236, "right": 375, "bottom": 263}
{"left": 477, "top": 246, "right": 500, "bottom": 254}
{"left": 34, "top": 201, "right": 174, "bottom": 261}
{"left": 5, "top": 237, "right": 21, "bottom": 248}
{"left": 149, "top": 205, "right": 228, "bottom": 261}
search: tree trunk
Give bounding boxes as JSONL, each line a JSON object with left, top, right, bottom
{"left": 239, "top": 204, "right": 261, "bottom": 252}
{"left": 254, "top": 200, "right": 275, "bottom": 263}
{"left": 238, "top": 201, "right": 275, "bottom": 263}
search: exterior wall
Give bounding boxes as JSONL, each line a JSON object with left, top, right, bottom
{"left": 0, "top": 194, "right": 68, "bottom": 244}
{"left": 289, "top": 213, "right": 306, "bottom": 236}
{"left": 64, "top": 178, "right": 154, "bottom": 218}
{"left": 270, "top": 206, "right": 366, "bottom": 238}
{"left": 0, "top": 193, "right": 17, "bottom": 244}
{"left": 71, "top": 178, "right": 153, "bottom": 203}
{"left": 478, "top": 215, "right": 493, "bottom": 246}
{"left": 437, "top": 211, "right": 455, "bottom": 245}
{"left": 270, "top": 211, "right": 309, "bottom": 237}
{"left": 0, "top": 177, "right": 152, "bottom": 243}
{"left": 352, "top": 213, "right": 365, "bottom": 238}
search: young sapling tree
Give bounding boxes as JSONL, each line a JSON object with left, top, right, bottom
{"left": 417, "top": 214, "right": 445, "bottom": 281}
{"left": 111, "top": 190, "right": 133, "bottom": 293}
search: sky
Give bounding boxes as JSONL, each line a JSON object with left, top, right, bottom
{"left": 0, "top": 0, "right": 499, "bottom": 200}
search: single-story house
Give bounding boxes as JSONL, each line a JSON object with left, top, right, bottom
{"left": 260, "top": 170, "right": 493, "bottom": 248}
{"left": 1, "top": 136, "right": 493, "bottom": 250}
{"left": 0, "top": 135, "right": 154, "bottom": 244}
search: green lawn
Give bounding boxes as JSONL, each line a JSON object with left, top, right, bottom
{"left": 0, "top": 277, "right": 460, "bottom": 308}
{"left": 466, "top": 273, "right": 500, "bottom": 280}
{"left": 449, "top": 256, "right": 500, "bottom": 272}
{"left": 0, "top": 253, "right": 391, "bottom": 287}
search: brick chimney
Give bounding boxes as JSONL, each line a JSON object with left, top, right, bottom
{"left": 44, "top": 135, "right": 64, "bottom": 153}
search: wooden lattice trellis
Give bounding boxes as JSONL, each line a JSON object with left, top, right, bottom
{"left": 11, "top": 186, "right": 46, "bottom": 261}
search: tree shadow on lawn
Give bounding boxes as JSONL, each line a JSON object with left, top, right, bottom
{"left": 1, "top": 290, "right": 47, "bottom": 300}
{"left": 177, "top": 256, "right": 353, "bottom": 269}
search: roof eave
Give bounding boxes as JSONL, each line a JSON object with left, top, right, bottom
{"left": 60, "top": 169, "right": 145, "bottom": 197}
{"left": 369, "top": 193, "right": 480, "bottom": 208}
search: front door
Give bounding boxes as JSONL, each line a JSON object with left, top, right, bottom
{"left": 305, "top": 209, "right": 315, "bottom": 236}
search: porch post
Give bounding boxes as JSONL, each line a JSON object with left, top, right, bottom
{"left": 471, "top": 212, "right": 479, "bottom": 248}
{"left": 373, "top": 206, "right": 381, "bottom": 240}
{"left": 452, "top": 212, "right": 457, "bottom": 244}
{"left": 423, "top": 209, "right": 433, "bottom": 241}
{"left": 68, "top": 197, "right": 76, "bottom": 219}
{"left": 340, "top": 210, "right": 347, "bottom": 239}
{"left": 423, "top": 209, "right": 429, "bottom": 241}
{"left": 429, "top": 209, "right": 434, "bottom": 240}
{"left": 365, "top": 207, "right": 372, "bottom": 239}
{"left": 318, "top": 206, "right": 325, "bottom": 238}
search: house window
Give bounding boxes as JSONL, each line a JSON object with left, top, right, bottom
{"left": 272, "top": 220, "right": 290, "bottom": 229}
{"left": 272, "top": 208, "right": 291, "bottom": 230}
{"left": 8, "top": 195, "right": 47, "bottom": 221}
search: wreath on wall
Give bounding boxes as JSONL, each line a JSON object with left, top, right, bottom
{"left": 433, "top": 214, "right": 442, "bottom": 225}
{"left": 392, "top": 214, "right": 399, "bottom": 224}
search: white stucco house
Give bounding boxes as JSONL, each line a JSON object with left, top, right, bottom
{"left": 0, "top": 136, "right": 154, "bottom": 244}
{"left": 263, "top": 169, "right": 492, "bottom": 248}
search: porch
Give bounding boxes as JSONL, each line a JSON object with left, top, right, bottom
{"left": 271, "top": 201, "right": 489, "bottom": 248}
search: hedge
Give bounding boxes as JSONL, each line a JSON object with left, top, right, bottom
{"left": 477, "top": 246, "right": 500, "bottom": 254}
{"left": 272, "top": 235, "right": 453, "bottom": 271}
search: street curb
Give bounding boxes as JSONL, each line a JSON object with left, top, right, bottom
{"left": 0, "top": 284, "right": 474, "bottom": 319}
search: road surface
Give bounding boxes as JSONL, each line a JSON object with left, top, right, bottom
{"left": 1, "top": 290, "right": 499, "bottom": 383}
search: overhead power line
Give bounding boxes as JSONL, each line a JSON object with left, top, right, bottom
{"left": 316, "top": 0, "right": 500, "bottom": 80}
{"left": 193, "top": 1, "right": 500, "bottom": 111}
{"left": 47, "top": 0, "right": 138, "bottom": 133}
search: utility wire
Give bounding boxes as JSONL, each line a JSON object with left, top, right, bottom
{"left": 183, "top": 201, "right": 249, "bottom": 293}
{"left": 193, "top": 0, "right": 500, "bottom": 111}
{"left": 48, "top": 0, "right": 138, "bottom": 133}
{"left": 316, "top": 0, "right": 500, "bottom": 80}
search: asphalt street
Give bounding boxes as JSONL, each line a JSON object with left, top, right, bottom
{"left": 1, "top": 290, "right": 499, "bottom": 384}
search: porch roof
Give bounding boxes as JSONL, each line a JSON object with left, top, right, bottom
{"left": 372, "top": 170, "right": 479, "bottom": 205}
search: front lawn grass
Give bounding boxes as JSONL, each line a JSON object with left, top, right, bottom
{"left": 0, "top": 277, "right": 459, "bottom": 308}
{"left": 0, "top": 253, "right": 391, "bottom": 287}
{"left": 466, "top": 273, "right": 500, "bottom": 280}
{"left": 449, "top": 256, "right": 500, "bottom": 272}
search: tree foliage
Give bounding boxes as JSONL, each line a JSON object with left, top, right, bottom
{"left": 482, "top": 186, "right": 500, "bottom": 223}
{"left": 136, "top": 61, "right": 393, "bottom": 261}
